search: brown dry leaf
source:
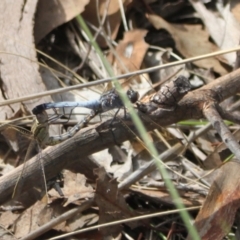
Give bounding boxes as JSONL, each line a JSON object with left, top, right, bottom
{"left": 0, "top": 211, "right": 19, "bottom": 230}
{"left": 0, "top": 1, "right": 54, "bottom": 120}
{"left": 11, "top": 201, "right": 46, "bottom": 239}
{"left": 0, "top": 211, "right": 20, "bottom": 239}
{"left": 188, "top": 161, "right": 240, "bottom": 240}
{"left": 60, "top": 170, "right": 94, "bottom": 207}
{"left": 37, "top": 200, "right": 70, "bottom": 231}
{"left": 108, "top": 29, "right": 149, "bottom": 75}
{"left": 190, "top": 1, "right": 240, "bottom": 66}
{"left": 94, "top": 167, "right": 139, "bottom": 237}
{"left": 82, "top": 0, "right": 133, "bottom": 47}
{"left": 37, "top": 203, "right": 65, "bottom": 231}
{"left": 147, "top": 14, "right": 228, "bottom": 75}
{"left": 34, "top": 0, "right": 90, "bottom": 43}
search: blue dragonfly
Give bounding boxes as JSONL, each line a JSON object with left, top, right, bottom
{"left": 32, "top": 88, "right": 139, "bottom": 144}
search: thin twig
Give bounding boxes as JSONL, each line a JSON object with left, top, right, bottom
{"left": 203, "top": 103, "right": 240, "bottom": 161}
{"left": 1, "top": 46, "right": 240, "bottom": 107}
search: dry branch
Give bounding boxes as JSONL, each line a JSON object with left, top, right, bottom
{"left": 0, "top": 69, "right": 240, "bottom": 206}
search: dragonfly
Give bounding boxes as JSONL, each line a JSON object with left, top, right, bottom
{"left": 32, "top": 88, "right": 139, "bottom": 143}
{"left": 33, "top": 88, "right": 139, "bottom": 115}
{"left": 11, "top": 88, "right": 139, "bottom": 201}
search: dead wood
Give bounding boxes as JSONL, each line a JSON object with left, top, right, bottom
{"left": 0, "top": 69, "right": 240, "bottom": 206}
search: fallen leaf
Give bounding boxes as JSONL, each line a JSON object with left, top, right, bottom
{"left": 37, "top": 200, "right": 69, "bottom": 231}
{"left": 94, "top": 167, "right": 139, "bottom": 237}
{"left": 82, "top": 0, "right": 133, "bottom": 47}
{"left": 190, "top": 1, "right": 240, "bottom": 66}
{"left": 58, "top": 170, "right": 94, "bottom": 207}
{"left": 34, "top": 0, "right": 90, "bottom": 43}
{"left": 0, "top": 211, "right": 19, "bottom": 229}
{"left": 67, "top": 212, "right": 99, "bottom": 231}
{"left": 108, "top": 29, "right": 149, "bottom": 75}
{"left": 12, "top": 201, "right": 46, "bottom": 239}
{"left": 187, "top": 161, "right": 240, "bottom": 240}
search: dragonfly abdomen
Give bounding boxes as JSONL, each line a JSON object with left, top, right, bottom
{"left": 32, "top": 100, "right": 101, "bottom": 115}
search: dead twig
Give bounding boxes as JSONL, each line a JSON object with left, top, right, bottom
{"left": 203, "top": 102, "right": 240, "bottom": 160}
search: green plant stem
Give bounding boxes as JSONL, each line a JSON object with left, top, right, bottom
{"left": 76, "top": 14, "right": 200, "bottom": 239}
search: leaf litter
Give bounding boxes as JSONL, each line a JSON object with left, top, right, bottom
{"left": 0, "top": 0, "right": 240, "bottom": 239}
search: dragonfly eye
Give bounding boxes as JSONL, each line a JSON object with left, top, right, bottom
{"left": 127, "top": 89, "right": 139, "bottom": 103}
{"left": 32, "top": 103, "right": 51, "bottom": 115}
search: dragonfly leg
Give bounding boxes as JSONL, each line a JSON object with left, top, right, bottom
{"left": 48, "top": 110, "right": 65, "bottom": 124}
{"left": 60, "top": 107, "right": 75, "bottom": 125}
{"left": 110, "top": 108, "right": 121, "bottom": 126}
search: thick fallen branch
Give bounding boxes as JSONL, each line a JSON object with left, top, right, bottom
{"left": 0, "top": 116, "right": 153, "bottom": 205}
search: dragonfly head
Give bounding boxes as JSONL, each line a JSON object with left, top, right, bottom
{"left": 127, "top": 88, "right": 139, "bottom": 103}
{"left": 32, "top": 103, "right": 51, "bottom": 115}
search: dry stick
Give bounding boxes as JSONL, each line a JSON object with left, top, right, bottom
{"left": 20, "top": 199, "right": 94, "bottom": 240}
{"left": 203, "top": 103, "right": 240, "bottom": 160}
{"left": 1, "top": 68, "right": 240, "bottom": 204}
